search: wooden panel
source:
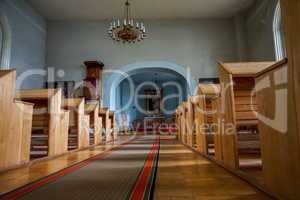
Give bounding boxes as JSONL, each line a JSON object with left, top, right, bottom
{"left": 99, "top": 107, "right": 110, "bottom": 142}
{"left": 16, "top": 102, "right": 34, "bottom": 164}
{"left": 106, "top": 119, "right": 112, "bottom": 142}
{"left": 186, "top": 97, "right": 195, "bottom": 147}
{"left": 85, "top": 102, "right": 100, "bottom": 145}
{"left": 179, "top": 102, "right": 188, "bottom": 144}
{"left": 195, "top": 84, "right": 221, "bottom": 156}
{"left": 59, "top": 110, "right": 69, "bottom": 154}
{"left": 0, "top": 70, "right": 34, "bottom": 170}
{"left": 219, "top": 65, "right": 239, "bottom": 170}
{"left": 79, "top": 115, "right": 90, "bottom": 149}
{"left": 109, "top": 111, "right": 117, "bottom": 141}
{"left": 194, "top": 96, "right": 207, "bottom": 154}
{"left": 63, "top": 98, "right": 87, "bottom": 151}
{"left": 96, "top": 117, "right": 103, "bottom": 144}
{"left": 279, "top": 2, "right": 300, "bottom": 198}
{"left": 256, "top": 61, "right": 300, "bottom": 198}
{"left": 48, "top": 89, "right": 63, "bottom": 157}
{"left": 211, "top": 97, "right": 223, "bottom": 162}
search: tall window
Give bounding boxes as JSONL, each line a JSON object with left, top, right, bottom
{"left": 0, "top": 23, "right": 3, "bottom": 68}
{"left": 273, "top": 1, "right": 286, "bottom": 60}
{"left": 0, "top": 14, "right": 11, "bottom": 69}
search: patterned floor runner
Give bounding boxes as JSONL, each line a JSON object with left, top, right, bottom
{"left": 0, "top": 135, "right": 160, "bottom": 200}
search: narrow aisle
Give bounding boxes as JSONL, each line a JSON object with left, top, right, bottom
{"left": 0, "top": 136, "right": 159, "bottom": 200}
{"left": 154, "top": 136, "right": 273, "bottom": 200}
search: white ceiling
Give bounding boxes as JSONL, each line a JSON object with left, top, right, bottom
{"left": 28, "top": 0, "right": 254, "bottom": 21}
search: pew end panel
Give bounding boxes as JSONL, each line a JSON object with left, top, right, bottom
{"left": 16, "top": 89, "right": 65, "bottom": 160}
{"left": 181, "top": 102, "right": 188, "bottom": 145}
{"left": 109, "top": 111, "right": 117, "bottom": 141}
{"left": 85, "top": 102, "right": 101, "bottom": 145}
{"left": 186, "top": 97, "right": 196, "bottom": 147}
{"left": 197, "top": 84, "right": 221, "bottom": 158}
{"left": 211, "top": 97, "right": 223, "bottom": 162}
{"left": 63, "top": 98, "right": 88, "bottom": 151}
{"left": 255, "top": 59, "right": 300, "bottom": 197}
{"left": 192, "top": 95, "right": 207, "bottom": 154}
{"left": 59, "top": 110, "right": 70, "bottom": 154}
{"left": 176, "top": 106, "right": 184, "bottom": 142}
{"left": 0, "top": 70, "right": 35, "bottom": 170}
{"left": 99, "top": 108, "right": 110, "bottom": 142}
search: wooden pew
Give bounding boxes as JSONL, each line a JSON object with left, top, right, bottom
{"left": 99, "top": 107, "right": 111, "bottom": 142}
{"left": 0, "top": 70, "right": 34, "bottom": 170}
{"left": 85, "top": 102, "right": 101, "bottom": 145}
{"left": 218, "top": 61, "right": 278, "bottom": 170}
{"left": 175, "top": 109, "right": 181, "bottom": 140}
{"left": 210, "top": 91, "right": 223, "bottom": 162}
{"left": 175, "top": 107, "right": 182, "bottom": 141}
{"left": 186, "top": 97, "right": 196, "bottom": 147}
{"left": 255, "top": 59, "right": 295, "bottom": 198}
{"left": 178, "top": 102, "right": 188, "bottom": 144}
{"left": 193, "top": 84, "right": 221, "bottom": 158}
{"left": 63, "top": 98, "right": 90, "bottom": 150}
{"left": 109, "top": 111, "right": 117, "bottom": 141}
{"left": 16, "top": 88, "right": 69, "bottom": 160}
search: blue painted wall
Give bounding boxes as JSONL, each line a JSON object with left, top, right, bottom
{"left": 0, "top": 0, "right": 46, "bottom": 89}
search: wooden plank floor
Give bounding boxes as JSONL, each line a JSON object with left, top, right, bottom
{"left": 0, "top": 135, "right": 133, "bottom": 195}
{"left": 154, "top": 136, "right": 273, "bottom": 200}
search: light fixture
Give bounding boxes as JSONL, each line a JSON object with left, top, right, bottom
{"left": 108, "top": 0, "right": 146, "bottom": 43}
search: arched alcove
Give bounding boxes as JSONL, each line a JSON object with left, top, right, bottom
{"left": 103, "top": 61, "right": 198, "bottom": 110}
{"left": 0, "top": 12, "right": 12, "bottom": 69}
{"left": 273, "top": 1, "right": 286, "bottom": 60}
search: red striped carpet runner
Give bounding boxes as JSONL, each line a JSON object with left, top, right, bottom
{"left": 0, "top": 136, "right": 160, "bottom": 200}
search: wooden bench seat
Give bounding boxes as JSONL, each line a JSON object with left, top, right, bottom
{"left": 63, "top": 98, "right": 90, "bottom": 150}
{"left": 16, "top": 89, "right": 69, "bottom": 160}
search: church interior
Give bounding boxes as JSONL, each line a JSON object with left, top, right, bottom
{"left": 0, "top": 0, "right": 299, "bottom": 199}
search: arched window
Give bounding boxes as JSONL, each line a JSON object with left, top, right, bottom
{"left": 273, "top": 1, "right": 286, "bottom": 60}
{"left": 0, "top": 24, "right": 2, "bottom": 66}
{"left": 0, "top": 13, "right": 11, "bottom": 69}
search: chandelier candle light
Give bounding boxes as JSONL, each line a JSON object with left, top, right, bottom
{"left": 108, "top": 0, "right": 146, "bottom": 43}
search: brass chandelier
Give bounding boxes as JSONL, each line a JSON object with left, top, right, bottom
{"left": 108, "top": 0, "right": 146, "bottom": 43}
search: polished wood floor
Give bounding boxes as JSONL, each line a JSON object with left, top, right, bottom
{"left": 154, "top": 136, "right": 272, "bottom": 199}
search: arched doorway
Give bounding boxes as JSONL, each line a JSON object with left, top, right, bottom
{"left": 103, "top": 61, "right": 197, "bottom": 110}
{"left": 103, "top": 61, "right": 197, "bottom": 129}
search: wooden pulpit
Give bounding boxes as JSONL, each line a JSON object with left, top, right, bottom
{"left": 83, "top": 61, "right": 104, "bottom": 101}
